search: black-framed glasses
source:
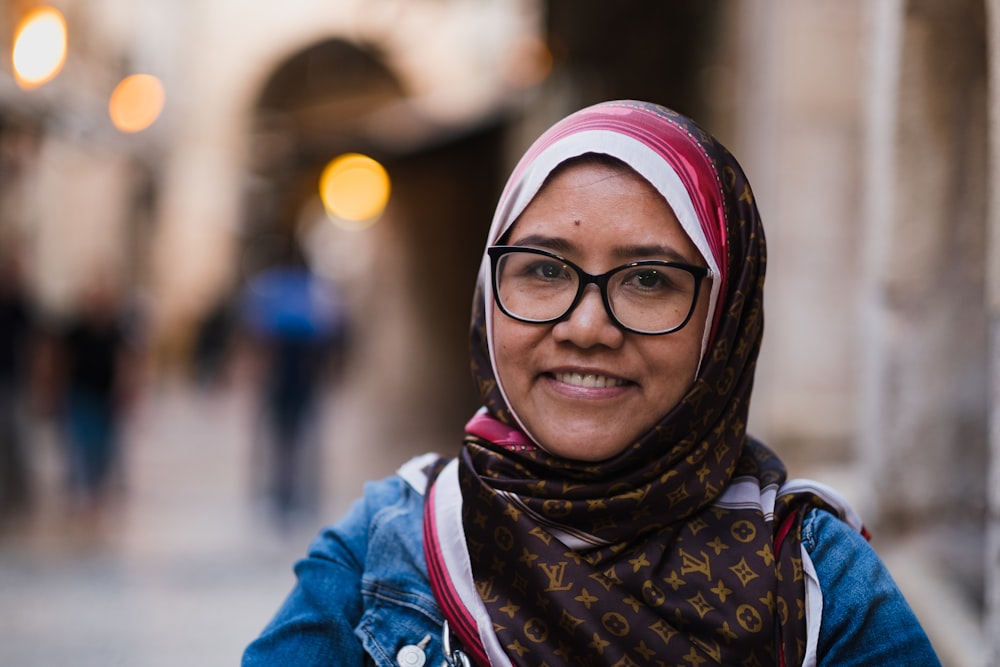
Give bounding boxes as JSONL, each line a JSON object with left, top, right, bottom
{"left": 487, "top": 246, "right": 712, "bottom": 335}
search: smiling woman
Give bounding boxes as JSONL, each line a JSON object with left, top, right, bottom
{"left": 490, "top": 157, "right": 710, "bottom": 462}
{"left": 243, "top": 101, "right": 941, "bottom": 667}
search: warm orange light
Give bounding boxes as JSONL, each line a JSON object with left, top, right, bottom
{"left": 109, "top": 74, "right": 165, "bottom": 133}
{"left": 12, "top": 7, "right": 68, "bottom": 89}
{"left": 319, "top": 153, "right": 391, "bottom": 230}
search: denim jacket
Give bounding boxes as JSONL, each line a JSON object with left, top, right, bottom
{"left": 242, "top": 456, "right": 941, "bottom": 667}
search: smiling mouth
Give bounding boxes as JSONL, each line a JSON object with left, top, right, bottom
{"left": 552, "top": 371, "right": 627, "bottom": 388}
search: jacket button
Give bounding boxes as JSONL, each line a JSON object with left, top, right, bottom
{"left": 396, "top": 634, "right": 431, "bottom": 667}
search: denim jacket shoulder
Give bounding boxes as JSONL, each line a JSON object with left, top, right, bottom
{"left": 242, "top": 454, "right": 446, "bottom": 667}
{"left": 802, "top": 507, "right": 942, "bottom": 666}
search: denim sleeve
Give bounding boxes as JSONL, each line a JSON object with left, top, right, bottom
{"left": 804, "top": 508, "right": 942, "bottom": 666}
{"left": 242, "top": 476, "right": 408, "bottom": 666}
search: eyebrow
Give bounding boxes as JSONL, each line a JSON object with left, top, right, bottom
{"left": 508, "top": 233, "right": 697, "bottom": 264}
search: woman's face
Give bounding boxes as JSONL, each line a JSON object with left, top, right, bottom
{"left": 492, "top": 161, "right": 711, "bottom": 461}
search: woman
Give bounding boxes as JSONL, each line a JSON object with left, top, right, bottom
{"left": 243, "top": 101, "right": 940, "bottom": 666}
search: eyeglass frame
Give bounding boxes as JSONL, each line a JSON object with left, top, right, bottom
{"left": 487, "top": 245, "right": 712, "bottom": 336}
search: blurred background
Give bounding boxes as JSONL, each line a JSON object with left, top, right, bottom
{"left": 0, "top": 0, "right": 994, "bottom": 665}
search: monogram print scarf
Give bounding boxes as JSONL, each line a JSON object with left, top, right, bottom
{"left": 425, "top": 101, "right": 817, "bottom": 666}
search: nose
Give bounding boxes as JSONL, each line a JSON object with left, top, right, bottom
{"left": 551, "top": 284, "right": 625, "bottom": 348}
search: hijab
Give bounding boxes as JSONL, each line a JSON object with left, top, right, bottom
{"left": 425, "top": 100, "right": 813, "bottom": 666}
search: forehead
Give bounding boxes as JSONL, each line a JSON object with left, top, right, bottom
{"left": 514, "top": 160, "right": 667, "bottom": 222}
{"left": 534, "top": 154, "right": 650, "bottom": 199}
{"left": 506, "top": 161, "right": 699, "bottom": 261}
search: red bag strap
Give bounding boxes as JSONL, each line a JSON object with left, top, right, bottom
{"left": 773, "top": 508, "right": 801, "bottom": 667}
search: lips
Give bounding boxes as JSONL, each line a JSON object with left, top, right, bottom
{"left": 552, "top": 371, "right": 627, "bottom": 388}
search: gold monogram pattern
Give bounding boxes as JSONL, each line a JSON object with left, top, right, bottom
{"left": 459, "top": 102, "right": 816, "bottom": 665}
{"left": 459, "top": 439, "right": 818, "bottom": 665}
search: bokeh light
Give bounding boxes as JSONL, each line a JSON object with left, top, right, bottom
{"left": 12, "top": 7, "right": 68, "bottom": 90}
{"left": 318, "top": 153, "right": 391, "bottom": 230}
{"left": 503, "top": 35, "right": 552, "bottom": 88}
{"left": 109, "top": 74, "right": 165, "bottom": 133}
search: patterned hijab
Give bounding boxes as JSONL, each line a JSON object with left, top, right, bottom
{"left": 427, "top": 101, "right": 810, "bottom": 666}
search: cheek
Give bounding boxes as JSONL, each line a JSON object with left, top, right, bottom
{"left": 490, "top": 308, "right": 524, "bottom": 387}
{"left": 682, "top": 333, "right": 706, "bottom": 383}
{"left": 649, "top": 340, "right": 699, "bottom": 382}
{"left": 490, "top": 309, "right": 549, "bottom": 412}
{"left": 683, "top": 294, "right": 713, "bottom": 372}
{"left": 644, "top": 321, "right": 706, "bottom": 403}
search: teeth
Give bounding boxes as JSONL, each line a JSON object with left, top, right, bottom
{"left": 554, "top": 372, "right": 625, "bottom": 388}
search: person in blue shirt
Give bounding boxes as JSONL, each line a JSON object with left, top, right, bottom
{"left": 243, "top": 100, "right": 941, "bottom": 666}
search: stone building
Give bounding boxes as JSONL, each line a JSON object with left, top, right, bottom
{"left": 720, "top": 3, "right": 993, "bottom": 664}
{"left": 0, "top": 1, "right": 995, "bottom": 664}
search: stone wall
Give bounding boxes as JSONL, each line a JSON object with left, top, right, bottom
{"left": 727, "top": 0, "right": 992, "bottom": 662}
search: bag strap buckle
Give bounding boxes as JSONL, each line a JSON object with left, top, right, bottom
{"left": 441, "top": 620, "right": 472, "bottom": 667}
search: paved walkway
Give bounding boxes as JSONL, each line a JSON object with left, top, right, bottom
{"left": 0, "top": 379, "right": 363, "bottom": 667}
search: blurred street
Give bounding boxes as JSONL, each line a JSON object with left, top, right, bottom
{"left": 0, "top": 378, "right": 359, "bottom": 667}
{"left": 0, "top": 1, "right": 995, "bottom": 663}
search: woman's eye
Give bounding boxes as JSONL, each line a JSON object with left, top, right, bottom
{"left": 528, "top": 260, "right": 570, "bottom": 280}
{"left": 628, "top": 269, "right": 670, "bottom": 290}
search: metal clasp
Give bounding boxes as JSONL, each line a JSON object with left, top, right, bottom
{"left": 441, "top": 620, "right": 472, "bottom": 667}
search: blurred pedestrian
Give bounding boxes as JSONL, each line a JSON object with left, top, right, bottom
{"left": 242, "top": 255, "right": 348, "bottom": 527}
{"left": 192, "top": 295, "right": 237, "bottom": 388}
{"left": 0, "top": 247, "right": 34, "bottom": 523}
{"left": 57, "top": 274, "right": 136, "bottom": 521}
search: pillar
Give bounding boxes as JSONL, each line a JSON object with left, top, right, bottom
{"left": 984, "top": 0, "right": 1000, "bottom": 660}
